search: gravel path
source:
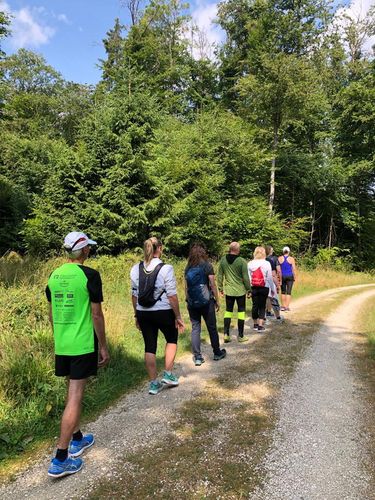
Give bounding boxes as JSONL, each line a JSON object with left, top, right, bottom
{"left": 253, "top": 287, "right": 375, "bottom": 500}
{"left": 0, "top": 284, "right": 374, "bottom": 500}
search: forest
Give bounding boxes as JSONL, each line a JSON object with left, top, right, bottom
{"left": 0, "top": 0, "right": 374, "bottom": 268}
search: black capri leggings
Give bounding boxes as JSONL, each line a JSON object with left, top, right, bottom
{"left": 251, "top": 286, "right": 269, "bottom": 320}
{"left": 281, "top": 276, "right": 294, "bottom": 295}
{"left": 136, "top": 309, "right": 178, "bottom": 354}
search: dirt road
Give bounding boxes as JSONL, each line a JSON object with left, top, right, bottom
{"left": 1, "top": 284, "right": 374, "bottom": 499}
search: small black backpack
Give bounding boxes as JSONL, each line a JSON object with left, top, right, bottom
{"left": 138, "top": 262, "right": 165, "bottom": 307}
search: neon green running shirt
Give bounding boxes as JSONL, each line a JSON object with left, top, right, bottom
{"left": 46, "top": 263, "right": 103, "bottom": 356}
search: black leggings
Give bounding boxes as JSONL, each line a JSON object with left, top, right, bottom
{"left": 224, "top": 295, "right": 246, "bottom": 336}
{"left": 281, "top": 276, "right": 294, "bottom": 295}
{"left": 251, "top": 287, "right": 269, "bottom": 320}
{"left": 136, "top": 309, "right": 178, "bottom": 354}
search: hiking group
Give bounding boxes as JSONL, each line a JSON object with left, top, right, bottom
{"left": 45, "top": 232, "right": 297, "bottom": 478}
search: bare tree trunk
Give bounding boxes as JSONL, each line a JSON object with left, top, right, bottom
{"left": 269, "top": 124, "right": 279, "bottom": 212}
{"left": 125, "top": 0, "right": 141, "bottom": 26}
{"left": 357, "top": 192, "right": 362, "bottom": 260}
{"left": 328, "top": 213, "right": 334, "bottom": 249}
{"left": 309, "top": 201, "right": 315, "bottom": 251}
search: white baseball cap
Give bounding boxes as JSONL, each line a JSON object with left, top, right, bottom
{"left": 64, "top": 231, "right": 97, "bottom": 251}
{"left": 283, "top": 246, "right": 290, "bottom": 254}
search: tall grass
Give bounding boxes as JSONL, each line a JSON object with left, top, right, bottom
{"left": 359, "top": 297, "right": 375, "bottom": 358}
{"left": 0, "top": 254, "right": 373, "bottom": 466}
{"left": 293, "top": 268, "right": 375, "bottom": 299}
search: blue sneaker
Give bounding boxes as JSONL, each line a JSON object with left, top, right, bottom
{"left": 149, "top": 381, "right": 163, "bottom": 395}
{"left": 193, "top": 356, "right": 205, "bottom": 366}
{"left": 48, "top": 456, "right": 83, "bottom": 478}
{"left": 161, "top": 371, "right": 179, "bottom": 386}
{"left": 69, "top": 434, "right": 95, "bottom": 457}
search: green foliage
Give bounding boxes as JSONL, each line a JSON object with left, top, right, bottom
{"left": 0, "top": 176, "right": 27, "bottom": 254}
{"left": 223, "top": 197, "right": 308, "bottom": 257}
{"left": 301, "top": 247, "right": 352, "bottom": 272}
{"left": 0, "top": 0, "right": 374, "bottom": 267}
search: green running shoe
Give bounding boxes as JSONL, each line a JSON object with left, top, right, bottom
{"left": 149, "top": 381, "right": 163, "bottom": 395}
{"left": 238, "top": 335, "right": 249, "bottom": 343}
{"left": 224, "top": 334, "right": 231, "bottom": 343}
{"left": 161, "top": 371, "right": 179, "bottom": 386}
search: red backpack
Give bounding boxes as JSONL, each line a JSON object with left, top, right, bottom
{"left": 252, "top": 267, "right": 265, "bottom": 287}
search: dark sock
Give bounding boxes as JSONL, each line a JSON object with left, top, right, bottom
{"left": 55, "top": 448, "right": 68, "bottom": 462}
{"left": 224, "top": 317, "right": 231, "bottom": 335}
{"left": 238, "top": 319, "right": 244, "bottom": 336}
{"left": 72, "top": 430, "right": 83, "bottom": 441}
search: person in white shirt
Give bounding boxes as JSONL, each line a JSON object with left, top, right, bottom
{"left": 130, "top": 237, "right": 184, "bottom": 395}
{"left": 248, "top": 246, "right": 274, "bottom": 332}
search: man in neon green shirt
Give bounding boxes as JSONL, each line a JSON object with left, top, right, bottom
{"left": 46, "top": 231, "right": 109, "bottom": 478}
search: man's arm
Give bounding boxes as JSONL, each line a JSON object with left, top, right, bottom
{"left": 242, "top": 260, "right": 251, "bottom": 291}
{"left": 48, "top": 303, "right": 53, "bottom": 329}
{"left": 91, "top": 302, "right": 110, "bottom": 367}
{"left": 217, "top": 260, "right": 224, "bottom": 294}
{"left": 208, "top": 275, "right": 220, "bottom": 311}
{"left": 276, "top": 260, "right": 282, "bottom": 281}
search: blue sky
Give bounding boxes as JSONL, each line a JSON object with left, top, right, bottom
{"left": 0, "top": 0, "right": 224, "bottom": 85}
{"left": 1, "top": 0, "right": 371, "bottom": 85}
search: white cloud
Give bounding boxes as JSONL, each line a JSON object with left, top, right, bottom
{"left": 190, "top": 1, "right": 224, "bottom": 59}
{"left": 56, "top": 13, "right": 69, "bottom": 24}
{"left": 0, "top": 0, "right": 55, "bottom": 49}
{"left": 335, "top": 0, "right": 375, "bottom": 55}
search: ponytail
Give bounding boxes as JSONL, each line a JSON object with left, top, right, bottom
{"left": 143, "top": 237, "right": 162, "bottom": 265}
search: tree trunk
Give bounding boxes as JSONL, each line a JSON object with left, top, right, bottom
{"left": 309, "top": 201, "right": 315, "bottom": 251}
{"left": 269, "top": 124, "right": 279, "bottom": 212}
{"left": 328, "top": 213, "right": 334, "bottom": 249}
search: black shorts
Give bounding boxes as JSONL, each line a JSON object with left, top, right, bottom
{"left": 55, "top": 351, "right": 98, "bottom": 380}
{"left": 136, "top": 309, "right": 178, "bottom": 354}
{"left": 281, "top": 276, "right": 294, "bottom": 295}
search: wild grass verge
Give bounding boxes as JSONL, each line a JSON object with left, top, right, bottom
{"left": 358, "top": 296, "right": 375, "bottom": 358}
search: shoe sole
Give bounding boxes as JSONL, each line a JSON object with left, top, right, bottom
{"left": 48, "top": 462, "right": 83, "bottom": 478}
{"left": 161, "top": 379, "right": 179, "bottom": 386}
{"left": 224, "top": 339, "right": 232, "bottom": 343}
{"left": 238, "top": 338, "right": 249, "bottom": 342}
{"left": 69, "top": 437, "right": 95, "bottom": 458}
{"left": 194, "top": 358, "right": 205, "bottom": 366}
{"left": 149, "top": 389, "right": 162, "bottom": 395}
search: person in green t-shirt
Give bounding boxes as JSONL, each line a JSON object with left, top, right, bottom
{"left": 217, "top": 242, "right": 251, "bottom": 343}
{"left": 45, "top": 231, "right": 109, "bottom": 478}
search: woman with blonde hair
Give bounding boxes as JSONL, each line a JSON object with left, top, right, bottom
{"left": 248, "top": 246, "right": 274, "bottom": 332}
{"left": 130, "top": 237, "right": 185, "bottom": 395}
